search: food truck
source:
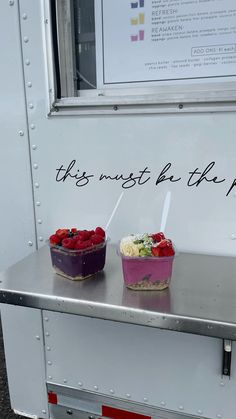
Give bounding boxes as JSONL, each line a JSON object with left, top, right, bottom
{"left": 1, "top": 0, "right": 236, "bottom": 418}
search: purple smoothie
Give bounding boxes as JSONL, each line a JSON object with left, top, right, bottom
{"left": 50, "top": 243, "right": 106, "bottom": 279}
{"left": 121, "top": 254, "right": 174, "bottom": 290}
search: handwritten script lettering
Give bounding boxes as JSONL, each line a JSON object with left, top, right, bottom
{"left": 56, "top": 160, "right": 94, "bottom": 187}
{"left": 99, "top": 167, "right": 151, "bottom": 189}
{"left": 187, "top": 162, "right": 225, "bottom": 188}
{"left": 55, "top": 159, "right": 235, "bottom": 197}
{"left": 156, "top": 163, "right": 181, "bottom": 186}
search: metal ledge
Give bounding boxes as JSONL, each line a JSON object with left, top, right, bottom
{"left": 0, "top": 245, "right": 236, "bottom": 340}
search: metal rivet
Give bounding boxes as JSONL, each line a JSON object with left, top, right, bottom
{"left": 36, "top": 335, "right": 40, "bottom": 340}
{"left": 47, "top": 361, "right": 52, "bottom": 365}
{"left": 231, "top": 234, "right": 236, "bottom": 240}
{"left": 94, "top": 385, "right": 98, "bottom": 391}
{"left": 29, "top": 103, "right": 34, "bottom": 109}
{"left": 197, "top": 410, "right": 203, "bottom": 415}
{"left": 143, "top": 397, "right": 148, "bottom": 402}
{"left": 30, "top": 124, "right": 35, "bottom": 130}
{"left": 36, "top": 201, "right": 41, "bottom": 206}
{"left": 23, "top": 36, "right": 29, "bottom": 43}
{"left": 63, "top": 379, "right": 67, "bottom": 383}
{"left": 78, "top": 382, "right": 83, "bottom": 387}
{"left": 179, "top": 405, "right": 184, "bottom": 410}
{"left": 179, "top": 103, "right": 183, "bottom": 109}
{"left": 113, "top": 105, "right": 118, "bottom": 111}
{"left": 39, "top": 237, "right": 44, "bottom": 242}
{"left": 44, "top": 317, "right": 49, "bottom": 321}
{"left": 25, "top": 59, "right": 30, "bottom": 66}
{"left": 47, "top": 347, "right": 51, "bottom": 351}
{"left": 27, "top": 82, "right": 32, "bottom": 87}
{"left": 34, "top": 183, "right": 39, "bottom": 188}
{"left": 42, "top": 410, "right": 46, "bottom": 414}
{"left": 38, "top": 219, "right": 42, "bottom": 224}
{"left": 161, "top": 401, "right": 166, "bottom": 406}
{"left": 48, "top": 376, "right": 52, "bottom": 379}
{"left": 28, "top": 241, "right": 33, "bottom": 246}
{"left": 220, "top": 381, "right": 225, "bottom": 387}
{"left": 216, "top": 415, "right": 222, "bottom": 419}
{"left": 18, "top": 130, "right": 24, "bottom": 136}
{"left": 22, "top": 13, "right": 27, "bottom": 19}
{"left": 33, "top": 163, "right": 38, "bottom": 169}
{"left": 126, "top": 393, "right": 131, "bottom": 398}
{"left": 9, "top": 0, "right": 14, "bottom": 5}
{"left": 46, "top": 332, "right": 50, "bottom": 337}
{"left": 32, "top": 144, "right": 37, "bottom": 150}
{"left": 110, "top": 389, "right": 114, "bottom": 394}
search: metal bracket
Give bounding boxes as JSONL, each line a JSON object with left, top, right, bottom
{"left": 222, "top": 339, "right": 232, "bottom": 377}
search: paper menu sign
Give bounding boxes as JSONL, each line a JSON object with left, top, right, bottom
{"left": 98, "top": 0, "right": 236, "bottom": 85}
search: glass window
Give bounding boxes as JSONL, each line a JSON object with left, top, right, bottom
{"left": 49, "top": 0, "right": 236, "bottom": 113}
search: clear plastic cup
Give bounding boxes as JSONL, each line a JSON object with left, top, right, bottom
{"left": 139, "top": 30, "right": 145, "bottom": 41}
{"left": 49, "top": 241, "right": 106, "bottom": 280}
{"left": 139, "top": 13, "right": 145, "bottom": 24}
{"left": 120, "top": 251, "right": 175, "bottom": 290}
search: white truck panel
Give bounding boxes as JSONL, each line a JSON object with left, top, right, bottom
{"left": 43, "top": 310, "right": 236, "bottom": 419}
{"left": 0, "top": 304, "right": 48, "bottom": 418}
{"left": 0, "top": 1, "right": 36, "bottom": 271}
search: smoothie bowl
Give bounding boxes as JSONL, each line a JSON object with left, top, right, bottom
{"left": 49, "top": 227, "right": 106, "bottom": 280}
{"left": 120, "top": 232, "right": 175, "bottom": 290}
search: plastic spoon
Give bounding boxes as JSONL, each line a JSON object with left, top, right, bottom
{"left": 105, "top": 192, "right": 124, "bottom": 233}
{"left": 160, "top": 191, "right": 171, "bottom": 234}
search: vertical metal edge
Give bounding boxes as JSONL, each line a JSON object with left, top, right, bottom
{"left": 16, "top": 0, "right": 38, "bottom": 250}
{"left": 55, "top": 0, "right": 77, "bottom": 97}
{"left": 41, "top": 0, "right": 57, "bottom": 113}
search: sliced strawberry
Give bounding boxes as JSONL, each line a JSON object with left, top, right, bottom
{"left": 95, "top": 227, "right": 105, "bottom": 238}
{"left": 151, "top": 232, "right": 165, "bottom": 242}
{"left": 162, "top": 245, "right": 175, "bottom": 257}
{"left": 151, "top": 247, "right": 162, "bottom": 257}
{"left": 158, "top": 239, "right": 169, "bottom": 248}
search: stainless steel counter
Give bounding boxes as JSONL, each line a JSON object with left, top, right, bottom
{"left": 0, "top": 245, "right": 236, "bottom": 340}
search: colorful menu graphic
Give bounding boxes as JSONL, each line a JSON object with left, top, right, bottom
{"left": 100, "top": 0, "right": 236, "bottom": 84}
{"left": 130, "top": 1, "right": 145, "bottom": 41}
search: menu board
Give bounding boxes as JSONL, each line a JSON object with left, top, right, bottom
{"left": 100, "top": 0, "right": 236, "bottom": 84}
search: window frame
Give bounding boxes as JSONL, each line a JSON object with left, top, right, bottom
{"left": 44, "top": 0, "right": 236, "bottom": 116}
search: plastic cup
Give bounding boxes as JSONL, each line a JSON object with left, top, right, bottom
{"left": 49, "top": 241, "right": 106, "bottom": 280}
{"left": 139, "top": 13, "right": 145, "bottom": 24}
{"left": 120, "top": 251, "right": 175, "bottom": 290}
{"left": 139, "top": 30, "right": 145, "bottom": 41}
{"left": 131, "top": 18, "right": 138, "bottom": 25}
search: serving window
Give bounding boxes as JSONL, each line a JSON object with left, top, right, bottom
{"left": 47, "top": 0, "right": 236, "bottom": 114}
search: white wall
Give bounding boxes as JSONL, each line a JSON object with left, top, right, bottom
{"left": 2, "top": 0, "right": 236, "bottom": 270}
{"left": 0, "top": 1, "right": 36, "bottom": 271}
